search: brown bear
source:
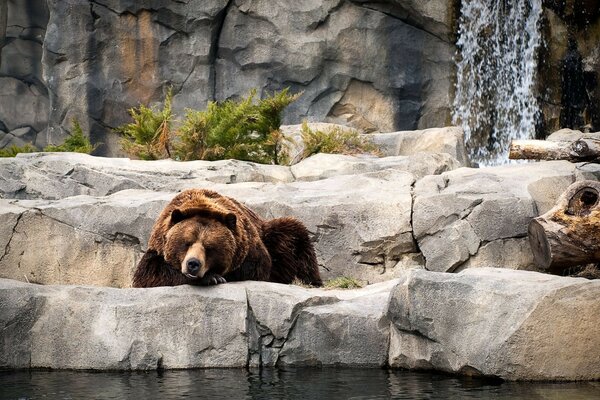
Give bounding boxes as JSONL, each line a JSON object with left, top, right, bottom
{"left": 132, "top": 189, "right": 322, "bottom": 288}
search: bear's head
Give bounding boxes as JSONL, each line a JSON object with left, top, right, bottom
{"left": 163, "top": 207, "right": 238, "bottom": 280}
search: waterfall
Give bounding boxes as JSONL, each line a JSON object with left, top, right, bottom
{"left": 452, "top": 0, "right": 543, "bottom": 166}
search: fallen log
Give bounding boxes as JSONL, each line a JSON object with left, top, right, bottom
{"left": 509, "top": 138, "right": 600, "bottom": 162}
{"left": 528, "top": 180, "right": 600, "bottom": 273}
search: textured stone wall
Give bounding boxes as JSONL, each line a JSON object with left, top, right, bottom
{"left": 0, "top": 0, "right": 49, "bottom": 149}
{"left": 538, "top": 0, "right": 600, "bottom": 133}
{"left": 0, "top": 0, "right": 457, "bottom": 156}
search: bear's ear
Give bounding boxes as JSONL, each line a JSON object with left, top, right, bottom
{"left": 170, "top": 209, "right": 186, "bottom": 225}
{"left": 224, "top": 213, "right": 237, "bottom": 230}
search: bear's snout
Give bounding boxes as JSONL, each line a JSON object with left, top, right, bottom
{"left": 185, "top": 258, "right": 202, "bottom": 276}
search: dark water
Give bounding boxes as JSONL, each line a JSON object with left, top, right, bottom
{"left": 1, "top": 369, "right": 599, "bottom": 400}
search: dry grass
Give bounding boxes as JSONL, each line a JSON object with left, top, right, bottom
{"left": 324, "top": 276, "right": 364, "bottom": 289}
{"left": 571, "top": 264, "right": 600, "bottom": 279}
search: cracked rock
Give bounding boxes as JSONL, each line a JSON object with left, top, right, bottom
{"left": 413, "top": 161, "right": 578, "bottom": 272}
{"left": 0, "top": 280, "right": 248, "bottom": 369}
{"left": 387, "top": 268, "right": 600, "bottom": 381}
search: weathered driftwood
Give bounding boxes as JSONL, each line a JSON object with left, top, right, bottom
{"left": 509, "top": 138, "right": 600, "bottom": 162}
{"left": 529, "top": 180, "right": 600, "bottom": 273}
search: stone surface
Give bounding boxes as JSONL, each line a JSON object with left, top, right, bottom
{"left": 0, "top": 77, "right": 49, "bottom": 135}
{"left": 290, "top": 152, "right": 460, "bottom": 181}
{"left": 2, "top": 268, "right": 599, "bottom": 380}
{"left": 412, "top": 161, "right": 578, "bottom": 272}
{"left": 388, "top": 268, "right": 600, "bottom": 381}
{"left": 0, "top": 279, "right": 248, "bottom": 369}
{"left": 0, "top": 278, "right": 393, "bottom": 370}
{"left": 370, "top": 127, "right": 469, "bottom": 167}
{"left": 538, "top": 5, "right": 600, "bottom": 133}
{"left": 0, "top": 0, "right": 457, "bottom": 155}
{"left": 0, "top": 0, "right": 49, "bottom": 145}
{"left": 0, "top": 152, "right": 294, "bottom": 200}
{"left": 0, "top": 154, "right": 420, "bottom": 287}
{"left": 246, "top": 280, "right": 395, "bottom": 368}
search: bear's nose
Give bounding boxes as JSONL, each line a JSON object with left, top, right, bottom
{"left": 186, "top": 258, "right": 201, "bottom": 275}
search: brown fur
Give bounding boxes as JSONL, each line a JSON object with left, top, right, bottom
{"left": 133, "top": 189, "right": 322, "bottom": 287}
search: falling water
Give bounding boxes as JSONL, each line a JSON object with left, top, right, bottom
{"left": 452, "top": 0, "right": 543, "bottom": 166}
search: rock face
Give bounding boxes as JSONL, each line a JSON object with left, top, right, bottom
{"left": 2, "top": 268, "right": 599, "bottom": 381}
{"left": 0, "top": 0, "right": 50, "bottom": 149}
{"left": 412, "top": 161, "right": 590, "bottom": 272}
{"left": 2, "top": 148, "right": 599, "bottom": 287}
{"left": 0, "top": 0, "right": 456, "bottom": 155}
{"left": 538, "top": 3, "right": 600, "bottom": 133}
{"left": 388, "top": 268, "right": 600, "bottom": 381}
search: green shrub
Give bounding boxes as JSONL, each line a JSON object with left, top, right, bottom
{"left": 300, "top": 121, "right": 380, "bottom": 160}
{"left": 44, "top": 118, "right": 95, "bottom": 153}
{"left": 117, "top": 88, "right": 299, "bottom": 164}
{"left": 174, "top": 88, "right": 298, "bottom": 164}
{"left": 324, "top": 276, "right": 364, "bottom": 289}
{"left": 0, "top": 143, "right": 37, "bottom": 157}
{"left": 117, "top": 89, "right": 173, "bottom": 160}
{"left": 0, "top": 118, "right": 94, "bottom": 157}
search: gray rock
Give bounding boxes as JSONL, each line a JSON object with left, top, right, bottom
{"left": 0, "top": 0, "right": 49, "bottom": 140}
{"left": 0, "top": 191, "right": 166, "bottom": 287}
{"left": 0, "top": 152, "right": 294, "bottom": 200}
{"left": 9, "top": 126, "right": 36, "bottom": 141}
{"left": 413, "top": 161, "right": 577, "bottom": 272}
{"left": 0, "top": 279, "right": 248, "bottom": 369}
{"left": 388, "top": 268, "right": 600, "bottom": 381}
{"left": 34, "top": 0, "right": 454, "bottom": 155}
{"left": 0, "top": 169, "right": 416, "bottom": 286}
{"left": 369, "top": 127, "right": 469, "bottom": 167}
{"left": 218, "top": 1, "right": 454, "bottom": 135}
{"left": 276, "top": 280, "right": 395, "bottom": 367}
{"left": 0, "top": 277, "right": 395, "bottom": 370}
{"left": 3, "top": 268, "right": 599, "bottom": 380}
{"left": 290, "top": 152, "right": 460, "bottom": 181}
{"left": 0, "top": 77, "right": 48, "bottom": 133}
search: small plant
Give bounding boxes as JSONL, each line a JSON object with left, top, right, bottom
{"left": 300, "top": 121, "right": 380, "bottom": 160}
{"left": 324, "top": 276, "right": 364, "bottom": 289}
{"left": 173, "top": 88, "right": 298, "bottom": 164}
{"left": 117, "top": 89, "right": 173, "bottom": 160}
{"left": 0, "top": 143, "right": 37, "bottom": 157}
{"left": 117, "top": 88, "right": 299, "bottom": 164}
{"left": 44, "top": 118, "right": 95, "bottom": 153}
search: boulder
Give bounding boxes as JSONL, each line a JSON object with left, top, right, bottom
{"left": 0, "top": 169, "right": 416, "bottom": 286}
{"left": 370, "top": 127, "right": 469, "bottom": 167}
{"left": 412, "top": 161, "right": 577, "bottom": 272}
{"left": 2, "top": 268, "right": 599, "bottom": 381}
{"left": 0, "top": 278, "right": 393, "bottom": 370}
{"left": 0, "top": 152, "right": 294, "bottom": 200}
{"left": 0, "top": 279, "right": 248, "bottom": 369}
{"left": 246, "top": 280, "right": 395, "bottom": 367}
{"left": 290, "top": 152, "right": 460, "bottom": 181}
{"left": 388, "top": 268, "right": 600, "bottom": 381}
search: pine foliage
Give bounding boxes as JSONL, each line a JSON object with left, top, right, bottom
{"left": 117, "top": 89, "right": 173, "bottom": 160}
{"left": 44, "top": 118, "right": 95, "bottom": 153}
{"left": 117, "top": 88, "right": 299, "bottom": 164}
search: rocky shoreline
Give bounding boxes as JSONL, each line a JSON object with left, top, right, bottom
{"left": 2, "top": 268, "right": 599, "bottom": 381}
{"left": 1, "top": 125, "right": 599, "bottom": 380}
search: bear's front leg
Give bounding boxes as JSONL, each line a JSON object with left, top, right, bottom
{"left": 200, "top": 272, "right": 227, "bottom": 286}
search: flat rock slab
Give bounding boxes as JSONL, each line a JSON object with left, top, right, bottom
{"left": 2, "top": 268, "right": 599, "bottom": 381}
{"left": 0, "top": 278, "right": 394, "bottom": 370}
{"left": 412, "top": 161, "right": 584, "bottom": 272}
{"left": 388, "top": 268, "right": 600, "bottom": 381}
{"left": 0, "top": 169, "right": 415, "bottom": 286}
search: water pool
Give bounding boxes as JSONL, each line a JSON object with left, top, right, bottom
{"left": 2, "top": 369, "right": 599, "bottom": 399}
